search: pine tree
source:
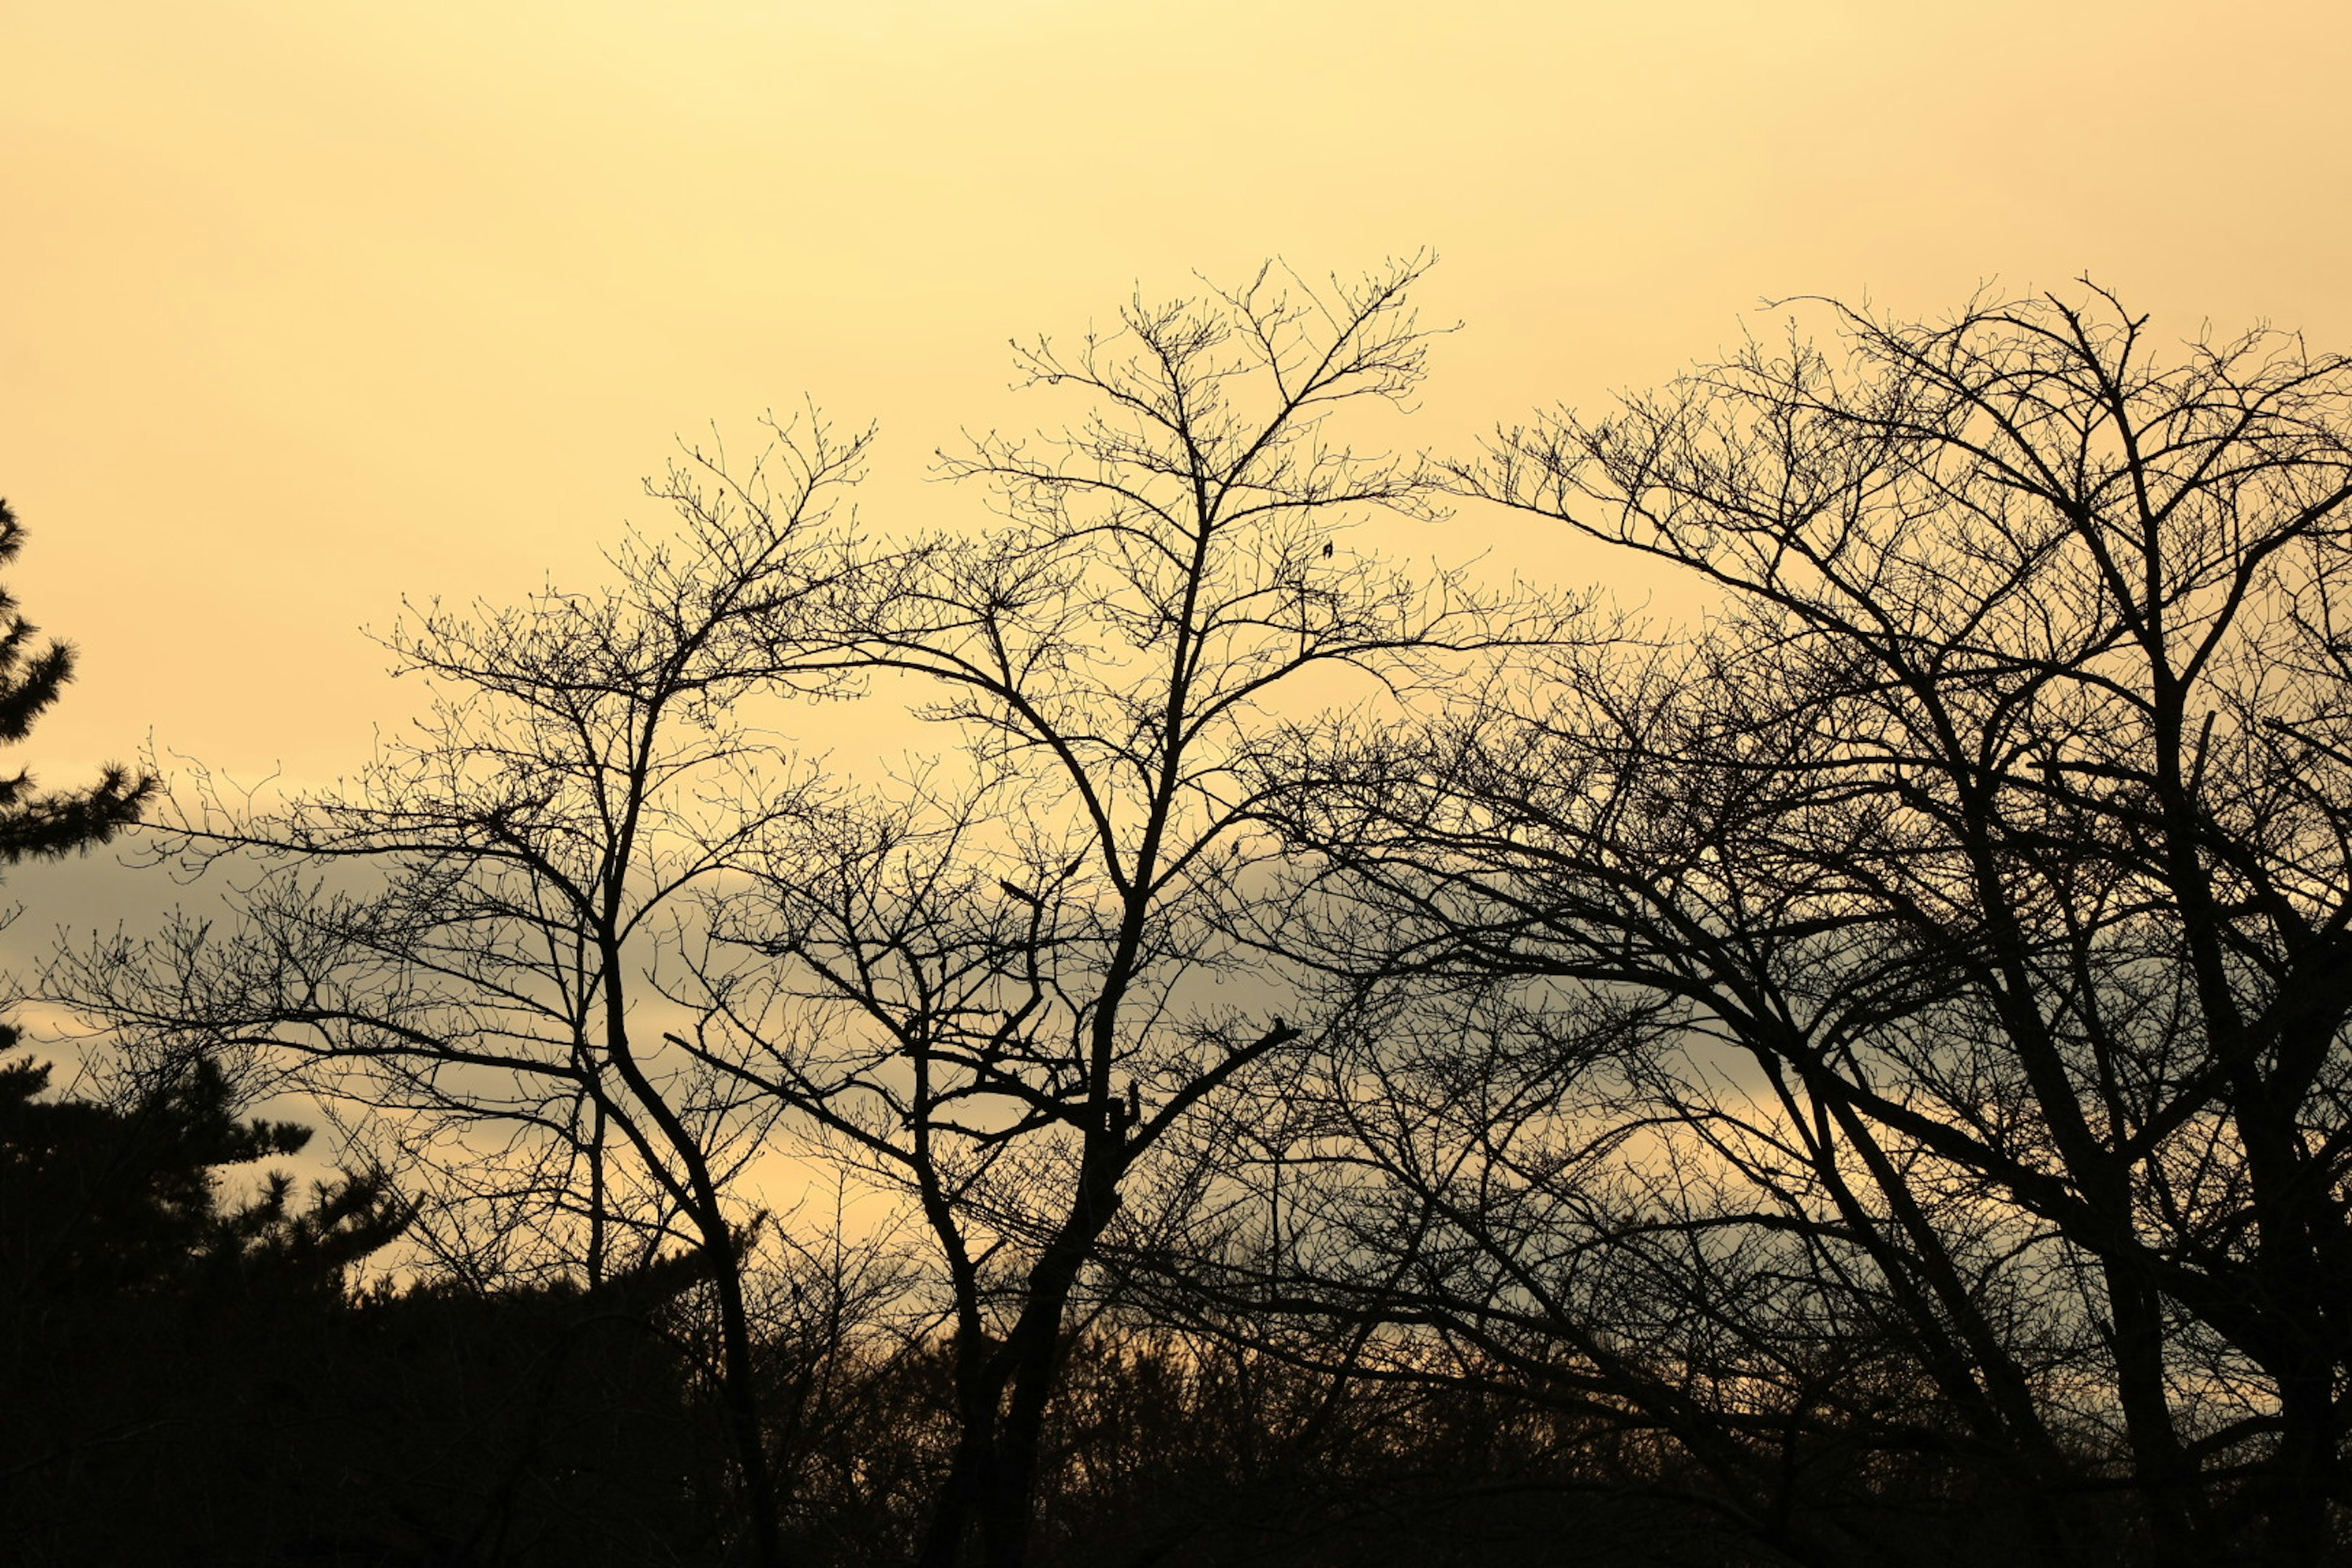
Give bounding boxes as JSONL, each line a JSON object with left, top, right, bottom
{"left": 0, "top": 497, "right": 153, "bottom": 867}
{"left": 0, "top": 1051, "right": 408, "bottom": 1304}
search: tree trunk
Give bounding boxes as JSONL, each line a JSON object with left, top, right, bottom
{"left": 916, "top": 1340, "right": 1010, "bottom": 1568}
{"left": 707, "top": 1224, "right": 788, "bottom": 1568}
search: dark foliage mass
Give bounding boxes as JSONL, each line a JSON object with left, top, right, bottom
{"left": 15, "top": 273, "right": 2352, "bottom": 1566}
{"left": 1, "top": 1058, "right": 727, "bottom": 1565}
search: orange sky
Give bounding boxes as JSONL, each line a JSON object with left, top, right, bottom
{"left": 4, "top": 0, "right": 2349, "bottom": 924}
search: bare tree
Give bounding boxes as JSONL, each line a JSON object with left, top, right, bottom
{"left": 48, "top": 417, "right": 872, "bottom": 1568}
{"left": 1255, "top": 287, "right": 2352, "bottom": 1564}
{"left": 673, "top": 258, "right": 1561, "bottom": 1567}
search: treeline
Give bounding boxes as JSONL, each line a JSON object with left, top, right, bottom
{"left": 9, "top": 264, "right": 2352, "bottom": 1566}
{"left": 0, "top": 1053, "right": 1777, "bottom": 1565}
{"left": 0, "top": 1049, "right": 2049, "bottom": 1567}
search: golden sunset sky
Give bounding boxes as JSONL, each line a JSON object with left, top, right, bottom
{"left": 4, "top": 1, "right": 2347, "bottom": 843}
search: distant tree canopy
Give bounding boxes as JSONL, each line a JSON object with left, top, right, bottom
{"left": 34, "top": 278, "right": 2352, "bottom": 1567}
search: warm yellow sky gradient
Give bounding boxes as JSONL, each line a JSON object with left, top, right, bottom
{"left": 4, "top": 0, "right": 2348, "bottom": 797}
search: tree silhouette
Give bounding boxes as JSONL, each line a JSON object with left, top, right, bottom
{"left": 682, "top": 257, "right": 1564, "bottom": 1567}
{"left": 51, "top": 277, "right": 2352, "bottom": 1566}
{"left": 1, "top": 1050, "right": 412, "bottom": 1563}
{"left": 45, "top": 421, "right": 873, "bottom": 1568}
{"left": 0, "top": 499, "right": 151, "bottom": 872}
{"left": 1254, "top": 285, "right": 2352, "bottom": 1564}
